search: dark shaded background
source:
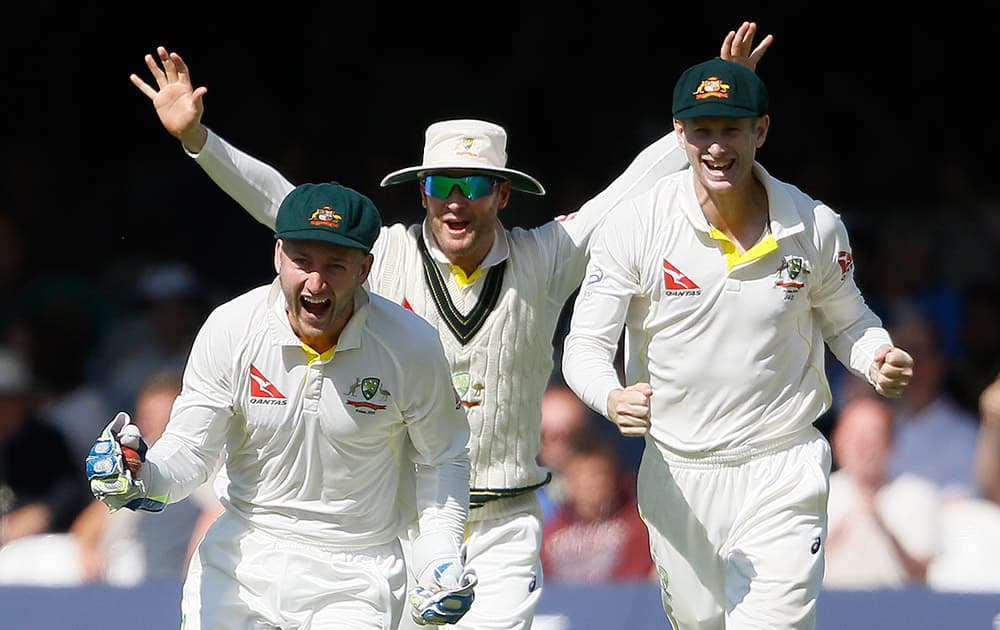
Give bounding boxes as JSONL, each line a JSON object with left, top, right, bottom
{"left": 2, "top": 7, "right": 994, "bottom": 302}
{"left": 0, "top": 8, "right": 996, "bottom": 602}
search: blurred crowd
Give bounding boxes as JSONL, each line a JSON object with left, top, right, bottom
{"left": 0, "top": 210, "right": 226, "bottom": 585}
{"left": 0, "top": 192, "right": 998, "bottom": 592}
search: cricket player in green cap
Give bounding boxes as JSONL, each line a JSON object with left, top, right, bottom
{"left": 561, "top": 55, "right": 915, "bottom": 628}
{"left": 88, "top": 182, "right": 476, "bottom": 628}
{"left": 129, "top": 23, "right": 773, "bottom": 630}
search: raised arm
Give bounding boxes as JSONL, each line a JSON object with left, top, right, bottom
{"left": 720, "top": 21, "right": 774, "bottom": 70}
{"left": 555, "top": 21, "right": 774, "bottom": 253}
{"left": 130, "top": 47, "right": 209, "bottom": 153}
{"left": 131, "top": 46, "right": 293, "bottom": 230}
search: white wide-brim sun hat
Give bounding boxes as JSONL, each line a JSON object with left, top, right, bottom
{"left": 380, "top": 119, "right": 546, "bottom": 195}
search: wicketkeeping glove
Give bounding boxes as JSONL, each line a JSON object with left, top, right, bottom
{"left": 408, "top": 559, "right": 478, "bottom": 626}
{"left": 86, "top": 412, "right": 166, "bottom": 512}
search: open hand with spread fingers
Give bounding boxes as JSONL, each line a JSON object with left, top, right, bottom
{"left": 130, "top": 46, "right": 209, "bottom": 152}
{"left": 720, "top": 21, "right": 774, "bottom": 71}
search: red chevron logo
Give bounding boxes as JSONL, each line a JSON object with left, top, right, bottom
{"left": 662, "top": 259, "right": 700, "bottom": 290}
{"left": 249, "top": 365, "right": 285, "bottom": 399}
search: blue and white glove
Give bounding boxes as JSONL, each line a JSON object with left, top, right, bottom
{"left": 86, "top": 412, "right": 165, "bottom": 512}
{"left": 408, "top": 557, "right": 477, "bottom": 626}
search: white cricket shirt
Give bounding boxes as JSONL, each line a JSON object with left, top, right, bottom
{"left": 138, "top": 279, "right": 471, "bottom": 550}
{"left": 191, "top": 128, "right": 689, "bottom": 519}
{"left": 563, "top": 164, "right": 892, "bottom": 453}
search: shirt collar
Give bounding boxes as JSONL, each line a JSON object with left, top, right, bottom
{"left": 680, "top": 162, "right": 806, "bottom": 240}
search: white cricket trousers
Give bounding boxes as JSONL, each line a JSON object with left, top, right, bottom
{"left": 639, "top": 426, "right": 831, "bottom": 630}
{"left": 181, "top": 511, "right": 407, "bottom": 629}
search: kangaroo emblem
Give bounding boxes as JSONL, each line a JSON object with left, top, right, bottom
{"left": 345, "top": 377, "right": 362, "bottom": 396}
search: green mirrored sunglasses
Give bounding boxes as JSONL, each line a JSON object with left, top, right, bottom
{"left": 422, "top": 175, "right": 498, "bottom": 200}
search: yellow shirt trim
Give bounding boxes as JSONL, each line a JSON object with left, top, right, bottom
{"left": 450, "top": 264, "right": 484, "bottom": 288}
{"left": 303, "top": 344, "right": 336, "bottom": 364}
{"left": 708, "top": 226, "right": 778, "bottom": 272}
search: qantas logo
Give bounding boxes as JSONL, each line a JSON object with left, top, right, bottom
{"left": 837, "top": 251, "right": 854, "bottom": 278}
{"left": 662, "top": 259, "right": 701, "bottom": 296}
{"left": 249, "top": 365, "right": 287, "bottom": 405}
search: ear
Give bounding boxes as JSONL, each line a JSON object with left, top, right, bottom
{"left": 755, "top": 115, "right": 770, "bottom": 148}
{"left": 274, "top": 240, "right": 283, "bottom": 274}
{"left": 358, "top": 253, "right": 374, "bottom": 285}
{"left": 496, "top": 180, "right": 512, "bottom": 210}
{"left": 419, "top": 181, "right": 429, "bottom": 209}
{"left": 673, "top": 118, "right": 685, "bottom": 142}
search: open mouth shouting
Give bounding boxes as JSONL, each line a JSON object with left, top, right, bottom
{"left": 301, "top": 294, "right": 331, "bottom": 319}
{"left": 443, "top": 218, "right": 471, "bottom": 234}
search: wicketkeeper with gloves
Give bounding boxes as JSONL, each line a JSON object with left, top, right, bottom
{"left": 87, "top": 182, "right": 476, "bottom": 629}
{"left": 127, "top": 22, "right": 770, "bottom": 630}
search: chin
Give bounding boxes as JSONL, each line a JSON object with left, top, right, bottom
{"left": 440, "top": 237, "right": 475, "bottom": 258}
{"left": 702, "top": 177, "right": 738, "bottom": 193}
{"left": 298, "top": 319, "right": 328, "bottom": 338}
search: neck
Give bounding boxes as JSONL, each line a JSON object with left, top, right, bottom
{"left": 698, "top": 176, "right": 769, "bottom": 251}
{"left": 441, "top": 230, "right": 495, "bottom": 277}
{"left": 301, "top": 336, "right": 336, "bottom": 355}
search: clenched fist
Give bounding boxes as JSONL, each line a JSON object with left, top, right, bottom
{"left": 607, "top": 383, "right": 653, "bottom": 437}
{"left": 870, "top": 345, "right": 914, "bottom": 399}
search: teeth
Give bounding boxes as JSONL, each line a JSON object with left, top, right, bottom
{"left": 302, "top": 296, "right": 328, "bottom": 304}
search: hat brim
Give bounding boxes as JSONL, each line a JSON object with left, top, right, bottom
{"left": 380, "top": 165, "right": 545, "bottom": 196}
{"left": 275, "top": 229, "right": 373, "bottom": 252}
{"left": 673, "top": 103, "right": 765, "bottom": 120}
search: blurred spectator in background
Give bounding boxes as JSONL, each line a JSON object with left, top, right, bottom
{"left": 94, "top": 260, "right": 211, "bottom": 412}
{"left": 824, "top": 396, "right": 940, "bottom": 589}
{"left": 884, "top": 306, "right": 979, "bottom": 499}
{"left": 4, "top": 275, "right": 111, "bottom": 465}
{"left": 974, "top": 373, "right": 1000, "bottom": 504}
{"left": 72, "top": 369, "right": 224, "bottom": 585}
{"left": 538, "top": 384, "right": 595, "bottom": 523}
{"left": 541, "top": 434, "right": 652, "bottom": 583}
{"left": 0, "top": 346, "right": 92, "bottom": 584}
{"left": 924, "top": 373, "right": 1000, "bottom": 593}
{"left": 949, "top": 284, "right": 1000, "bottom": 416}
{"left": 865, "top": 219, "right": 964, "bottom": 361}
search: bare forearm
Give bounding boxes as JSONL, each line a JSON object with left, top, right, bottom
{"left": 975, "top": 421, "right": 1000, "bottom": 503}
{"left": 0, "top": 504, "right": 52, "bottom": 544}
{"left": 975, "top": 377, "right": 1000, "bottom": 503}
{"left": 179, "top": 125, "right": 208, "bottom": 153}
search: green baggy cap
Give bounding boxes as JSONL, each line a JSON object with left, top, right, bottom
{"left": 274, "top": 182, "right": 381, "bottom": 252}
{"left": 672, "top": 57, "right": 768, "bottom": 120}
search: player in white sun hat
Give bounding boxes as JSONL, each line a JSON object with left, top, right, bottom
{"left": 129, "top": 22, "right": 772, "bottom": 630}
